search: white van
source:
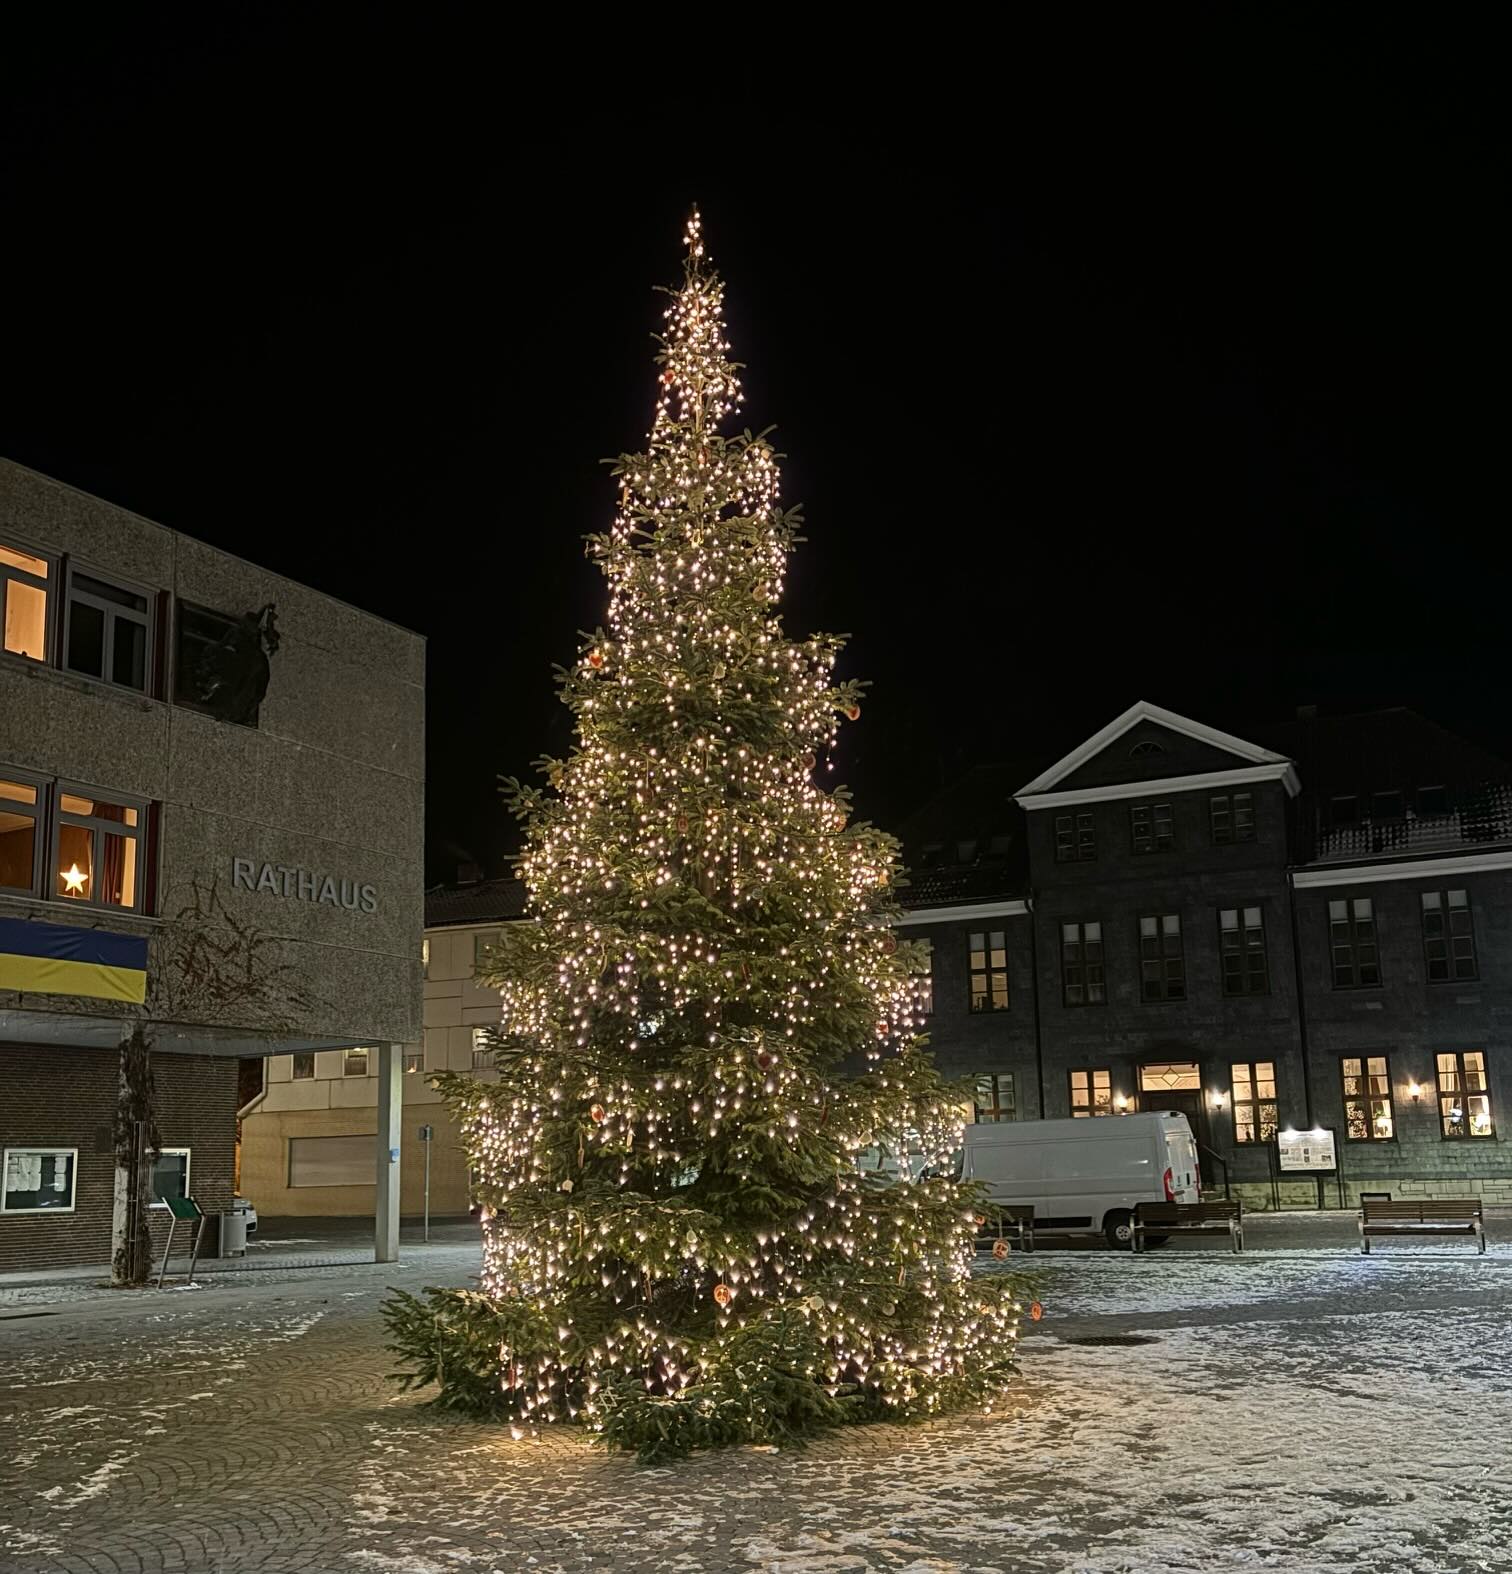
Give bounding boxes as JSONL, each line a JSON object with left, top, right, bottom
{"left": 961, "top": 1111, "right": 1201, "bottom": 1247}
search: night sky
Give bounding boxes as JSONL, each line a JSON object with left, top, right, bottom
{"left": 5, "top": 18, "right": 1506, "bottom": 883}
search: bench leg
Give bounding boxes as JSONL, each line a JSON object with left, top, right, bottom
{"left": 1478, "top": 1226, "right": 1486, "bottom": 1255}
{"left": 1361, "top": 1233, "right": 1370, "bottom": 1255}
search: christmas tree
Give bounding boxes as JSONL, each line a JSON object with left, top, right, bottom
{"left": 384, "top": 212, "right": 1022, "bottom": 1459}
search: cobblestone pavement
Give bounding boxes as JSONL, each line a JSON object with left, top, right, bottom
{"left": 2, "top": 1223, "right": 1511, "bottom": 1573}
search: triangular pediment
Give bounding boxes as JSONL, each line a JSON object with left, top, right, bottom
{"left": 1016, "top": 702, "right": 1295, "bottom": 799}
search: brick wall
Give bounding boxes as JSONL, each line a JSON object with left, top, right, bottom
{"left": 0, "top": 1045, "right": 236, "bottom": 1274}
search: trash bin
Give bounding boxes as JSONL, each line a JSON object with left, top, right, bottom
{"left": 221, "top": 1206, "right": 249, "bottom": 1257}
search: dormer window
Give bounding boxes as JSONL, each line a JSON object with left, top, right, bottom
{"left": 1128, "top": 739, "right": 1166, "bottom": 759}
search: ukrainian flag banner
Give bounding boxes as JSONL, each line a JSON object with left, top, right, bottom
{"left": 0, "top": 917, "right": 149, "bottom": 1004}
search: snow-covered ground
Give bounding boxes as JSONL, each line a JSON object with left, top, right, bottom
{"left": 1, "top": 1229, "right": 1508, "bottom": 1572}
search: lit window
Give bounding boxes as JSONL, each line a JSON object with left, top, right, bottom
{"left": 1140, "top": 1062, "right": 1199, "bottom": 1096}
{"left": 1421, "top": 891, "right": 1477, "bottom": 983}
{"left": 291, "top": 1053, "right": 315, "bottom": 1080}
{"left": 65, "top": 570, "right": 150, "bottom": 691}
{"left": 1061, "top": 921, "right": 1105, "bottom": 1006}
{"left": 1054, "top": 811, "right": 1096, "bottom": 863}
{"left": 2, "top": 1147, "right": 77, "bottom": 1212}
{"left": 471, "top": 1027, "right": 493, "bottom": 1069}
{"left": 0, "top": 775, "right": 42, "bottom": 896}
{"left": 973, "top": 1073, "right": 1015, "bottom": 1122}
{"left": 0, "top": 541, "right": 52, "bottom": 662}
{"left": 150, "top": 1148, "right": 191, "bottom": 1209}
{"left": 1070, "top": 1068, "right": 1113, "bottom": 1117}
{"left": 1342, "top": 1055, "right": 1394, "bottom": 1140}
{"left": 1139, "top": 914, "right": 1185, "bottom": 1001}
{"left": 54, "top": 787, "right": 143, "bottom": 910}
{"left": 1219, "top": 907, "right": 1269, "bottom": 995}
{"left": 1230, "top": 1062, "right": 1277, "bottom": 1144}
{"left": 404, "top": 1051, "right": 424, "bottom": 1074}
{"left": 474, "top": 932, "right": 499, "bottom": 972}
{"left": 1130, "top": 802, "right": 1173, "bottom": 854}
{"left": 968, "top": 930, "right": 1009, "bottom": 1012}
{"left": 1329, "top": 898, "right": 1380, "bottom": 988}
{"left": 343, "top": 1047, "right": 370, "bottom": 1077}
{"left": 1210, "top": 792, "right": 1255, "bottom": 844}
{"left": 1437, "top": 1051, "right": 1493, "bottom": 1139}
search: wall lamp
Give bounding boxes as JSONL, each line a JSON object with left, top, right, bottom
{"left": 1407, "top": 1081, "right": 1423, "bottom": 1103}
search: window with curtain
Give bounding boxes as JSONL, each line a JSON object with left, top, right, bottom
{"left": 1, "top": 541, "right": 52, "bottom": 661}
{"left": 1436, "top": 1051, "right": 1492, "bottom": 1138}
{"left": 1070, "top": 1068, "right": 1113, "bottom": 1116}
{"left": 0, "top": 775, "right": 41, "bottom": 895}
{"left": 53, "top": 787, "right": 143, "bottom": 910}
{"left": 1342, "top": 1055, "right": 1394, "bottom": 1140}
{"left": 1230, "top": 1062, "right": 1278, "bottom": 1144}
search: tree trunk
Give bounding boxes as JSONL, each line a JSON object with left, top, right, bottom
{"left": 110, "top": 1023, "right": 159, "bottom": 1287}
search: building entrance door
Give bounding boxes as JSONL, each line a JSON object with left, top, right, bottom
{"left": 1138, "top": 1062, "right": 1209, "bottom": 1189}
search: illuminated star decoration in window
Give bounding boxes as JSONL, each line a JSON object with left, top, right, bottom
{"left": 62, "top": 863, "right": 88, "bottom": 895}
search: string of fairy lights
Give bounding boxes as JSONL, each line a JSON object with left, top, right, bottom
{"left": 453, "top": 210, "right": 1020, "bottom": 1439}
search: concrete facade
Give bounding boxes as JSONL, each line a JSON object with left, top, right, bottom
{"left": 903, "top": 701, "right": 1512, "bottom": 1208}
{"left": 0, "top": 458, "right": 424, "bottom": 1268}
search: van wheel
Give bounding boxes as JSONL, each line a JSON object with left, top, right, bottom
{"left": 1104, "top": 1211, "right": 1133, "bottom": 1249}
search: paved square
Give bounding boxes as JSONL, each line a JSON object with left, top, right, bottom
{"left": 2, "top": 1217, "right": 1509, "bottom": 1572}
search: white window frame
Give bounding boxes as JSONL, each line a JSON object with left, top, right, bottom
{"left": 471, "top": 1027, "right": 493, "bottom": 1069}
{"left": 343, "top": 1047, "right": 370, "bottom": 1077}
{"left": 403, "top": 1051, "right": 424, "bottom": 1074}
{"left": 50, "top": 779, "right": 147, "bottom": 913}
{"left": 62, "top": 562, "right": 155, "bottom": 694}
{"left": 149, "top": 1146, "right": 192, "bottom": 1210}
{"left": 1, "top": 1146, "right": 79, "bottom": 1214}
{"left": 0, "top": 537, "right": 57, "bottom": 664}
{"left": 290, "top": 1052, "right": 315, "bottom": 1080}
{"left": 0, "top": 763, "right": 48, "bottom": 898}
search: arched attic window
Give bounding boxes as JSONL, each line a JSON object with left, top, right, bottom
{"left": 1128, "top": 740, "right": 1167, "bottom": 760}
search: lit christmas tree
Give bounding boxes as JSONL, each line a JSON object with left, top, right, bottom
{"left": 385, "top": 212, "right": 1021, "bottom": 1458}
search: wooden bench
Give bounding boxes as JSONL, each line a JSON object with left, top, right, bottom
{"left": 1359, "top": 1198, "right": 1485, "bottom": 1254}
{"left": 979, "top": 1206, "right": 1035, "bottom": 1254}
{"left": 1132, "top": 1200, "right": 1243, "bottom": 1253}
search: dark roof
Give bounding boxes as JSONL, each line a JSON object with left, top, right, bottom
{"left": 424, "top": 877, "right": 527, "bottom": 929}
{"left": 892, "top": 763, "right": 1031, "bottom": 908}
{"left": 1263, "top": 708, "right": 1511, "bottom": 801}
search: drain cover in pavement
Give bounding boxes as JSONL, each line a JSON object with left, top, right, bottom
{"left": 1063, "top": 1334, "right": 1158, "bottom": 1347}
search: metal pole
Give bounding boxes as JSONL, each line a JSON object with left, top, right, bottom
{"left": 423, "top": 1136, "right": 431, "bottom": 1243}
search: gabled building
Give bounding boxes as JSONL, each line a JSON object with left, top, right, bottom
{"left": 901, "top": 701, "right": 1512, "bottom": 1208}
